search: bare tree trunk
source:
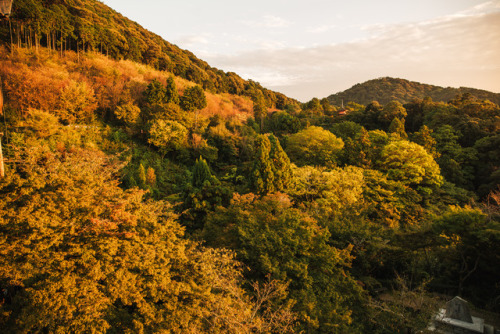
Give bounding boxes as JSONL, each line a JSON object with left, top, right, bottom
{"left": 9, "top": 19, "right": 13, "bottom": 55}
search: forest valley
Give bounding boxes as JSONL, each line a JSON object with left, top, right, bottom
{"left": 0, "top": 1, "right": 499, "bottom": 333}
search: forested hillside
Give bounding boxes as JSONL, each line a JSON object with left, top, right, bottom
{"left": 0, "top": 1, "right": 499, "bottom": 333}
{"left": 0, "top": 0, "right": 297, "bottom": 108}
{"left": 327, "top": 77, "right": 500, "bottom": 106}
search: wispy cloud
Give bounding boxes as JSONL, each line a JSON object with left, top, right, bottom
{"left": 307, "top": 24, "right": 337, "bottom": 34}
{"left": 206, "top": 7, "right": 500, "bottom": 101}
{"left": 242, "top": 14, "right": 291, "bottom": 28}
{"left": 174, "top": 34, "right": 211, "bottom": 48}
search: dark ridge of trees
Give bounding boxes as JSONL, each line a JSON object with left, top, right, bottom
{"left": 327, "top": 77, "right": 500, "bottom": 106}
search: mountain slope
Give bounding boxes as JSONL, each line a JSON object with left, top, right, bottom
{"left": 0, "top": 0, "right": 296, "bottom": 108}
{"left": 327, "top": 77, "right": 500, "bottom": 106}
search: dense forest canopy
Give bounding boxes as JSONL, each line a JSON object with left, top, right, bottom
{"left": 0, "top": 1, "right": 499, "bottom": 333}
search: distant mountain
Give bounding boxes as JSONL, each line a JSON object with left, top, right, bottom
{"left": 327, "top": 77, "right": 500, "bottom": 106}
{"left": 0, "top": 0, "right": 296, "bottom": 108}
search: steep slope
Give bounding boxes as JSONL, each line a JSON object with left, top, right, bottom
{"left": 327, "top": 77, "right": 500, "bottom": 106}
{"left": 0, "top": 0, "right": 296, "bottom": 108}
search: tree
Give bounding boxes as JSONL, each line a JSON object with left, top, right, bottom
{"left": 286, "top": 126, "right": 344, "bottom": 167}
{"left": 388, "top": 117, "right": 408, "bottom": 139}
{"left": 433, "top": 125, "right": 477, "bottom": 189}
{"left": 432, "top": 206, "right": 500, "bottom": 302}
{"left": 192, "top": 156, "right": 212, "bottom": 188}
{"left": 165, "top": 76, "right": 180, "bottom": 104}
{"left": 329, "top": 121, "right": 363, "bottom": 141}
{"left": 363, "top": 101, "right": 383, "bottom": 129}
{"left": 250, "top": 135, "right": 275, "bottom": 194}
{"left": 250, "top": 135, "right": 292, "bottom": 195}
{"left": 138, "top": 163, "right": 147, "bottom": 187}
{"left": 411, "top": 125, "right": 439, "bottom": 159}
{"left": 146, "top": 166, "right": 156, "bottom": 187}
{"left": 320, "top": 97, "right": 333, "bottom": 113}
{"left": 180, "top": 85, "right": 207, "bottom": 111}
{"left": 0, "top": 142, "right": 290, "bottom": 333}
{"left": 148, "top": 119, "right": 188, "bottom": 158}
{"left": 143, "top": 79, "right": 167, "bottom": 105}
{"left": 379, "top": 100, "right": 407, "bottom": 129}
{"left": 252, "top": 90, "right": 267, "bottom": 132}
{"left": 265, "top": 111, "right": 301, "bottom": 135}
{"left": 202, "top": 193, "right": 364, "bottom": 333}
{"left": 473, "top": 134, "right": 500, "bottom": 197}
{"left": 379, "top": 140, "right": 443, "bottom": 190}
{"left": 289, "top": 165, "right": 364, "bottom": 223}
{"left": 304, "top": 97, "right": 322, "bottom": 112}
{"left": 180, "top": 157, "right": 231, "bottom": 231}
{"left": 268, "top": 134, "right": 292, "bottom": 193}
{"left": 114, "top": 103, "right": 141, "bottom": 126}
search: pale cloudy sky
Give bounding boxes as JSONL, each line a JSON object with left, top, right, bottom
{"left": 101, "top": 0, "right": 500, "bottom": 101}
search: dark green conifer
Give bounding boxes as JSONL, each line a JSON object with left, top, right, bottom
{"left": 192, "top": 156, "right": 212, "bottom": 188}
{"left": 165, "top": 76, "right": 180, "bottom": 104}
{"left": 268, "top": 134, "right": 292, "bottom": 192}
{"left": 251, "top": 135, "right": 275, "bottom": 194}
{"left": 144, "top": 79, "right": 167, "bottom": 105}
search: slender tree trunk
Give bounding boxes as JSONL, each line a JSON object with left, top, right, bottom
{"left": 9, "top": 19, "right": 13, "bottom": 55}
{"left": 0, "top": 134, "right": 4, "bottom": 178}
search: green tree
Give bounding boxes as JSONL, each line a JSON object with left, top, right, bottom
{"left": 202, "top": 193, "right": 364, "bottom": 333}
{"left": 144, "top": 79, "right": 167, "bottom": 105}
{"left": 138, "top": 163, "right": 147, "bottom": 187}
{"left": 148, "top": 119, "right": 188, "bottom": 158}
{"left": 251, "top": 134, "right": 275, "bottom": 194}
{"left": 329, "top": 121, "right": 363, "bottom": 141}
{"left": 433, "top": 125, "right": 477, "bottom": 189}
{"left": 286, "top": 126, "right": 344, "bottom": 167}
{"left": 320, "top": 97, "right": 333, "bottom": 113}
{"left": 181, "top": 157, "right": 231, "bottom": 231}
{"left": 411, "top": 125, "right": 440, "bottom": 159}
{"left": 165, "top": 76, "right": 180, "bottom": 104}
{"left": 265, "top": 111, "right": 301, "bottom": 135}
{"left": 252, "top": 90, "right": 267, "bottom": 132}
{"left": 473, "top": 134, "right": 500, "bottom": 196}
{"left": 114, "top": 103, "right": 141, "bottom": 126}
{"left": 268, "top": 134, "right": 292, "bottom": 192}
{"left": 192, "top": 156, "right": 212, "bottom": 188}
{"left": 379, "top": 100, "right": 407, "bottom": 129}
{"left": 432, "top": 206, "right": 500, "bottom": 301}
{"left": 250, "top": 134, "right": 292, "bottom": 195}
{"left": 0, "top": 142, "right": 289, "bottom": 333}
{"left": 388, "top": 117, "right": 408, "bottom": 139}
{"left": 289, "top": 165, "right": 365, "bottom": 223}
{"left": 379, "top": 140, "right": 443, "bottom": 190}
{"left": 305, "top": 97, "right": 322, "bottom": 112}
{"left": 180, "top": 85, "right": 207, "bottom": 111}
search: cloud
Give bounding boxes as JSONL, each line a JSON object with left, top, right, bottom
{"left": 174, "top": 34, "right": 211, "bottom": 48}
{"left": 242, "top": 14, "right": 291, "bottom": 28}
{"left": 206, "top": 9, "right": 500, "bottom": 101}
{"left": 307, "top": 24, "right": 337, "bottom": 34}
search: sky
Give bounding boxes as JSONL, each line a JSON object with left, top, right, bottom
{"left": 100, "top": 0, "right": 500, "bottom": 102}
